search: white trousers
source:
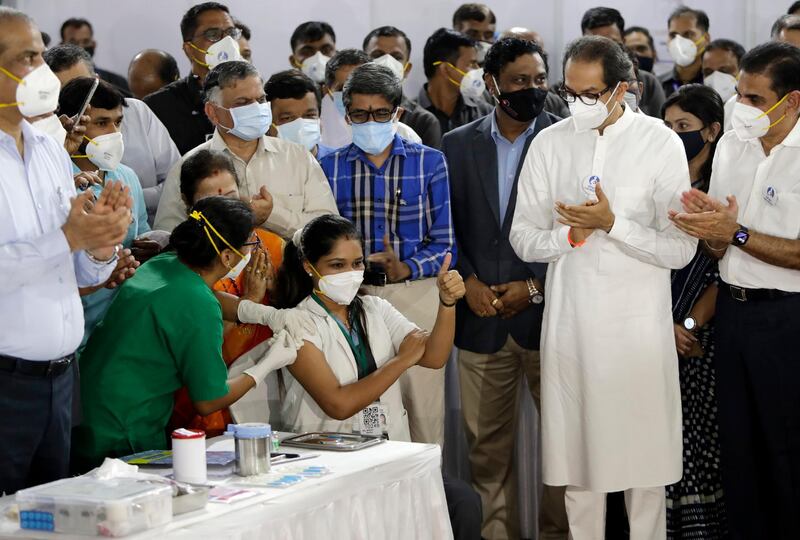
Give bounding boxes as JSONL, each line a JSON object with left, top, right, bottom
{"left": 564, "top": 486, "right": 666, "bottom": 540}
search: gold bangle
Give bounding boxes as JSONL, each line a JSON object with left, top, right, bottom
{"left": 703, "top": 240, "right": 727, "bottom": 253}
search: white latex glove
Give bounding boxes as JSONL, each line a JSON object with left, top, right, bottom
{"left": 237, "top": 300, "right": 317, "bottom": 342}
{"left": 243, "top": 330, "right": 299, "bottom": 387}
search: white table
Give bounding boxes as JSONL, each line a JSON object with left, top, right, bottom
{"left": 0, "top": 441, "right": 453, "bottom": 540}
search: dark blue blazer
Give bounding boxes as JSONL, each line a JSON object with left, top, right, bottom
{"left": 441, "top": 110, "right": 559, "bottom": 354}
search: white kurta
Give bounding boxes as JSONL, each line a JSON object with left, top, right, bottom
{"left": 281, "top": 295, "right": 418, "bottom": 442}
{"left": 510, "top": 106, "right": 697, "bottom": 491}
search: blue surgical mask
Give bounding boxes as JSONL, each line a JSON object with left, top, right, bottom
{"left": 277, "top": 118, "right": 321, "bottom": 151}
{"left": 332, "top": 91, "right": 346, "bottom": 117}
{"left": 218, "top": 101, "right": 272, "bottom": 141}
{"left": 350, "top": 117, "right": 398, "bottom": 155}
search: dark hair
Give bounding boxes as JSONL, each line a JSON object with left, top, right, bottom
{"left": 581, "top": 7, "right": 625, "bottom": 34}
{"left": 705, "top": 38, "right": 746, "bottom": 64}
{"left": 235, "top": 20, "right": 251, "bottom": 41}
{"left": 789, "top": 1, "right": 800, "bottom": 14}
{"left": 170, "top": 197, "right": 253, "bottom": 269}
{"left": 179, "top": 149, "right": 239, "bottom": 205}
{"left": 661, "top": 84, "right": 724, "bottom": 188}
{"left": 343, "top": 63, "right": 403, "bottom": 110}
{"left": 771, "top": 14, "right": 800, "bottom": 38}
{"left": 60, "top": 17, "right": 92, "bottom": 40}
{"left": 180, "top": 2, "right": 229, "bottom": 41}
{"left": 483, "top": 37, "right": 549, "bottom": 78}
{"left": 423, "top": 27, "right": 476, "bottom": 79}
{"left": 623, "top": 26, "right": 655, "bottom": 52}
{"left": 562, "top": 35, "right": 633, "bottom": 87}
{"left": 740, "top": 41, "right": 800, "bottom": 98}
{"left": 274, "top": 215, "right": 367, "bottom": 329}
{"left": 203, "top": 60, "right": 261, "bottom": 103}
{"left": 290, "top": 21, "right": 336, "bottom": 51}
{"left": 59, "top": 77, "right": 126, "bottom": 118}
{"left": 264, "top": 69, "right": 321, "bottom": 110}
{"left": 452, "top": 3, "right": 496, "bottom": 27}
{"left": 43, "top": 43, "right": 93, "bottom": 74}
{"left": 363, "top": 26, "right": 412, "bottom": 57}
{"left": 41, "top": 31, "right": 51, "bottom": 47}
{"left": 668, "top": 6, "right": 710, "bottom": 33}
{"left": 325, "top": 48, "right": 370, "bottom": 88}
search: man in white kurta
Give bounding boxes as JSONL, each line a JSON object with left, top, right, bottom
{"left": 509, "top": 36, "right": 696, "bottom": 538}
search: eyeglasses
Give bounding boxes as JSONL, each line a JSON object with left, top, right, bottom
{"left": 242, "top": 233, "right": 261, "bottom": 249}
{"left": 192, "top": 26, "right": 242, "bottom": 43}
{"left": 347, "top": 108, "right": 397, "bottom": 124}
{"left": 558, "top": 84, "right": 614, "bottom": 106}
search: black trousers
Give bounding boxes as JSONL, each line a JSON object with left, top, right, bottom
{"left": 715, "top": 290, "right": 800, "bottom": 539}
{"left": 443, "top": 475, "right": 483, "bottom": 540}
{"left": 0, "top": 362, "right": 73, "bottom": 495}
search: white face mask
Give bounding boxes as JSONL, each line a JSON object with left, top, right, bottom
{"left": 476, "top": 41, "right": 492, "bottom": 64}
{"left": 668, "top": 35, "right": 701, "bottom": 67}
{"left": 460, "top": 67, "right": 486, "bottom": 107}
{"left": 224, "top": 251, "right": 251, "bottom": 280}
{"left": 372, "top": 54, "right": 405, "bottom": 82}
{"left": 568, "top": 82, "right": 620, "bottom": 132}
{"left": 704, "top": 71, "right": 737, "bottom": 102}
{"left": 731, "top": 95, "right": 788, "bottom": 141}
{"left": 277, "top": 118, "right": 321, "bottom": 151}
{"left": 623, "top": 89, "right": 639, "bottom": 112}
{"left": 316, "top": 269, "right": 364, "bottom": 305}
{"left": 83, "top": 131, "right": 125, "bottom": 170}
{"left": 0, "top": 63, "right": 61, "bottom": 117}
{"left": 301, "top": 51, "right": 330, "bottom": 84}
{"left": 31, "top": 113, "right": 67, "bottom": 146}
{"left": 198, "top": 36, "right": 243, "bottom": 69}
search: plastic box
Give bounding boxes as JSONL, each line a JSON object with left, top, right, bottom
{"left": 16, "top": 476, "right": 172, "bottom": 537}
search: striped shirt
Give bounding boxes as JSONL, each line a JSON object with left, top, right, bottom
{"left": 320, "top": 135, "right": 455, "bottom": 280}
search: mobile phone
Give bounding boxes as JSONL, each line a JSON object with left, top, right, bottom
{"left": 70, "top": 76, "right": 100, "bottom": 131}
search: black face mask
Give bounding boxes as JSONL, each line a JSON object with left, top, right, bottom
{"left": 678, "top": 129, "right": 706, "bottom": 161}
{"left": 636, "top": 55, "right": 654, "bottom": 73}
{"left": 495, "top": 86, "right": 548, "bottom": 123}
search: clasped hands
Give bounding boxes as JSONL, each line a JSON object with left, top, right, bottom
{"left": 555, "top": 182, "right": 616, "bottom": 245}
{"left": 668, "top": 188, "right": 740, "bottom": 245}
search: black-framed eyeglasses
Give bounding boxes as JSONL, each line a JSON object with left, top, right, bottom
{"left": 193, "top": 26, "right": 242, "bottom": 43}
{"left": 242, "top": 233, "right": 261, "bottom": 249}
{"left": 558, "top": 83, "right": 613, "bottom": 105}
{"left": 347, "top": 108, "right": 397, "bottom": 124}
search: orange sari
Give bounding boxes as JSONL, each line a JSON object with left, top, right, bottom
{"left": 170, "top": 229, "right": 284, "bottom": 437}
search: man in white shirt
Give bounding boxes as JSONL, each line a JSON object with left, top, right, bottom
{"left": 670, "top": 41, "right": 800, "bottom": 539}
{"left": 0, "top": 7, "right": 131, "bottom": 495}
{"left": 154, "top": 60, "right": 338, "bottom": 237}
{"left": 43, "top": 44, "right": 180, "bottom": 224}
{"left": 510, "top": 36, "right": 696, "bottom": 538}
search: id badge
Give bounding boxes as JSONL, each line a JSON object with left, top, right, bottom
{"left": 582, "top": 175, "right": 600, "bottom": 200}
{"left": 354, "top": 401, "right": 388, "bottom": 437}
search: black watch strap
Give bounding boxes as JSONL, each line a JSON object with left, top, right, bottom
{"left": 731, "top": 225, "right": 750, "bottom": 246}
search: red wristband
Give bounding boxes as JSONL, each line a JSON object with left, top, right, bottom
{"left": 567, "top": 228, "right": 585, "bottom": 248}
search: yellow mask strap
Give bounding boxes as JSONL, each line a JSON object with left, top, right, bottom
{"left": 189, "top": 210, "right": 245, "bottom": 259}
{"left": 70, "top": 136, "right": 99, "bottom": 160}
{"left": 187, "top": 42, "right": 210, "bottom": 67}
{"left": 433, "top": 61, "right": 466, "bottom": 88}
{"left": 0, "top": 67, "right": 24, "bottom": 108}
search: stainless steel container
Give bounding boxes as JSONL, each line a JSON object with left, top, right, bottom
{"left": 226, "top": 423, "right": 272, "bottom": 476}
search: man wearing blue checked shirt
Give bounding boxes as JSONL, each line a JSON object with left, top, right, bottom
{"left": 319, "top": 62, "right": 455, "bottom": 446}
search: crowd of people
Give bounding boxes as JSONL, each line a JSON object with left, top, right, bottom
{"left": 2, "top": 1, "right": 800, "bottom": 539}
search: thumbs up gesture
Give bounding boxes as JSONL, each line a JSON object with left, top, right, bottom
{"left": 437, "top": 252, "right": 465, "bottom": 306}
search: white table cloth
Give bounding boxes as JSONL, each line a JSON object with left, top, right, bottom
{"left": 0, "top": 441, "right": 452, "bottom": 540}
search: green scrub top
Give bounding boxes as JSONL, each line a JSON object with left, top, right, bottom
{"left": 72, "top": 252, "right": 229, "bottom": 469}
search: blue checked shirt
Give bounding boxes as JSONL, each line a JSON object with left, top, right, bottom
{"left": 320, "top": 135, "right": 456, "bottom": 280}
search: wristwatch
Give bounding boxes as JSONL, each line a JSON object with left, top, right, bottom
{"left": 683, "top": 317, "right": 697, "bottom": 331}
{"left": 527, "top": 278, "right": 544, "bottom": 305}
{"left": 731, "top": 225, "right": 750, "bottom": 247}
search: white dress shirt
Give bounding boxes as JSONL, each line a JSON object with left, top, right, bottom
{"left": 281, "top": 295, "right": 416, "bottom": 442}
{"left": 154, "top": 131, "right": 339, "bottom": 238}
{"left": 0, "top": 122, "right": 115, "bottom": 361}
{"left": 510, "top": 106, "right": 696, "bottom": 490}
{"left": 709, "top": 120, "right": 800, "bottom": 291}
{"left": 120, "top": 98, "right": 180, "bottom": 220}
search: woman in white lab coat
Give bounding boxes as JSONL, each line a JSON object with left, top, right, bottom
{"left": 272, "top": 215, "right": 465, "bottom": 441}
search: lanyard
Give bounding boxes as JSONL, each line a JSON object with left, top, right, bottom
{"left": 311, "top": 293, "right": 370, "bottom": 378}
